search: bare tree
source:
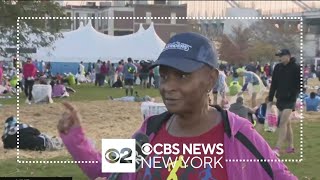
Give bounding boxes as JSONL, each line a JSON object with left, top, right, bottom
{"left": 218, "top": 24, "right": 251, "bottom": 64}
{"left": 247, "top": 40, "right": 277, "bottom": 64}
{"left": 218, "top": 20, "right": 300, "bottom": 65}
{"left": 249, "top": 19, "right": 300, "bottom": 57}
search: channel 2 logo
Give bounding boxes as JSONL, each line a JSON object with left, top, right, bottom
{"left": 101, "top": 139, "right": 136, "bottom": 173}
{"left": 105, "top": 148, "right": 133, "bottom": 164}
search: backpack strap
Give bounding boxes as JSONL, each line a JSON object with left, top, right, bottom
{"left": 146, "top": 111, "right": 173, "bottom": 136}
{"left": 211, "top": 105, "right": 274, "bottom": 180}
{"left": 210, "top": 105, "right": 232, "bottom": 138}
{"left": 235, "top": 132, "right": 274, "bottom": 180}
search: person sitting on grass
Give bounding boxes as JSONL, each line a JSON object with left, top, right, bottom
{"left": 2, "top": 116, "right": 63, "bottom": 151}
{"left": 305, "top": 92, "right": 320, "bottom": 112}
{"left": 50, "top": 79, "right": 76, "bottom": 93}
{"left": 57, "top": 32, "right": 297, "bottom": 180}
{"left": 39, "top": 76, "right": 48, "bottom": 85}
{"left": 254, "top": 96, "right": 269, "bottom": 132}
{"left": 229, "top": 96, "right": 256, "bottom": 124}
{"left": 52, "top": 80, "right": 69, "bottom": 98}
{"left": 0, "top": 76, "right": 15, "bottom": 95}
{"left": 111, "top": 76, "right": 123, "bottom": 88}
{"left": 109, "top": 91, "right": 154, "bottom": 102}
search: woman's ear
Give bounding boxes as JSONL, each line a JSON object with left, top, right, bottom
{"left": 211, "top": 68, "right": 219, "bottom": 85}
{"left": 206, "top": 68, "right": 218, "bottom": 90}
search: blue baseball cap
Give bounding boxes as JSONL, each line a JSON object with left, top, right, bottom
{"left": 149, "top": 32, "right": 218, "bottom": 73}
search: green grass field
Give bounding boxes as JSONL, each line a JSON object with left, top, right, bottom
{"left": 0, "top": 83, "right": 319, "bottom": 179}
{"left": 1, "top": 76, "right": 243, "bottom": 105}
{"left": 1, "top": 84, "right": 161, "bottom": 106}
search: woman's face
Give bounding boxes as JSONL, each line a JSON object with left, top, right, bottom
{"left": 159, "top": 65, "right": 217, "bottom": 114}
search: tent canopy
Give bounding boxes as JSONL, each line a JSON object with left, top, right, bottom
{"left": 35, "top": 21, "right": 166, "bottom": 63}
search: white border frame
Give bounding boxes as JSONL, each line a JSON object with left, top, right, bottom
{"left": 16, "top": 16, "right": 303, "bottom": 164}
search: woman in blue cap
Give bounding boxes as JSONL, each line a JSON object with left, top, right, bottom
{"left": 58, "top": 32, "right": 297, "bottom": 180}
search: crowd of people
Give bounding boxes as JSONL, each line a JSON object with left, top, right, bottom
{"left": 1, "top": 30, "right": 320, "bottom": 179}
{"left": 61, "top": 58, "right": 161, "bottom": 99}
{"left": 0, "top": 56, "right": 161, "bottom": 104}
{"left": 1, "top": 52, "right": 320, "bottom": 111}
{"left": 1, "top": 49, "right": 319, "bottom": 111}
{"left": 0, "top": 57, "right": 73, "bottom": 104}
{"left": 77, "top": 58, "right": 159, "bottom": 88}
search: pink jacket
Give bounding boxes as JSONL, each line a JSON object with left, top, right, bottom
{"left": 60, "top": 111, "right": 298, "bottom": 180}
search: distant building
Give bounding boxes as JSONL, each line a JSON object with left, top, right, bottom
{"left": 133, "top": 3, "right": 188, "bottom": 42}
{"left": 62, "top": 0, "right": 189, "bottom": 42}
{"left": 179, "top": 1, "right": 320, "bottom": 17}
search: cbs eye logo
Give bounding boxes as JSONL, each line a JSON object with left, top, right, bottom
{"left": 105, "top": 148, "right": 133, "bottom": 164}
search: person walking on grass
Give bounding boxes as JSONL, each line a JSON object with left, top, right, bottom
{"left": 106, "top": 60, "right": 111, "bottom": 86}
{"left": 123, "top": 58, "right": 137, "bottom": 96}
{"left": 58, "top": 32, "right": 297, "bottom": 180}
{"left": 211, "top": 66, "right": 228, "bottom": 107}
{"left": 94, "top": 60, "right": 101, "bottom": 86}
{"left": 79, "top": 61, "right": 85, "bottom": 75}
{"left": 269, "top": 49, "right": 300, "bottom": 157}
{"left": 109, "top": 63, "right": 116, "bottom": 87}
{"left": 153, "top": 65, "right": 160, "bottom": 89}
{"left": 139, "top": 60, "right": 149, "bottom": 89}
{"left": 100, "top": 61, "right": 108, "bottom": 87}
{"left": 23, "top": 57, "right": 37, "bottom": 104}
{"left": 116, "top": 61, "right": 124, "bottom": 82}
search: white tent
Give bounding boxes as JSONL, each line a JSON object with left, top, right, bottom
{"left": 35, "top": 21, "right": 122, "bottom": 62}
{"left": 124, "top": 22, "right": 166, "bottom": 61}
{"left": 34, "top": 21, "right": 166, "bottom": 63}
